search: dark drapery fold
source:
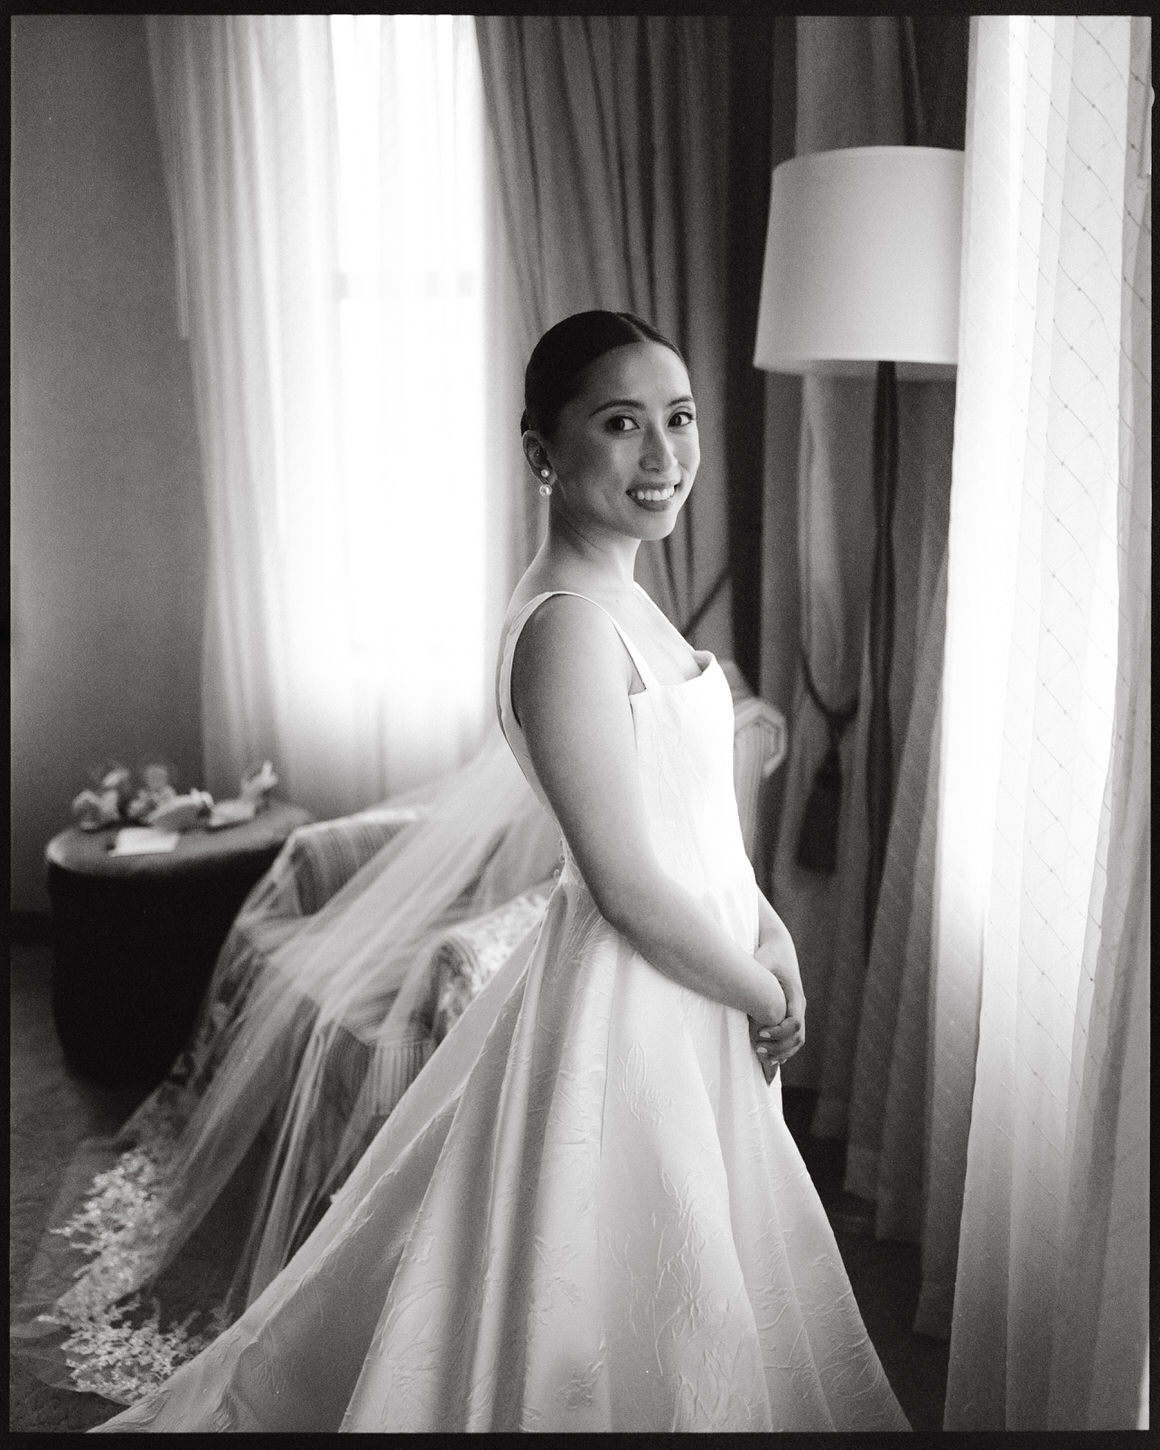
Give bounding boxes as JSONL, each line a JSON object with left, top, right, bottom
{"left": 769, "top": 16, "right": 965, "bottom": 1144}
{"left": 723, "top": 15, "right": 775, "bottom": 689}
{"left": 476, "top": 15, "right": 763, "bottom": 656}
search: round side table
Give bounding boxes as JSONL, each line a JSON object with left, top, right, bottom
{"left": 45, "top": 801, "right": 313, "bottom": 1087}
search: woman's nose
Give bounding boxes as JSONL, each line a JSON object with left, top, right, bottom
{"left": 641, "top": 423, "right": 677, "bottom": 472}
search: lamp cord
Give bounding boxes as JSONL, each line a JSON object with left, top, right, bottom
{"left": 679, "top": 560, "right": 731, "bottom": 642}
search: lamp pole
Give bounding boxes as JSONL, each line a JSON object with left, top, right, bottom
{"left": 865, "top": 359, "right": 898, "bottom": 951}
{"left": 753, "top": 145, "right": 963, "bottom": 957}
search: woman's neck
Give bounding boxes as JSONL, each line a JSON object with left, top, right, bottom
{"left": 541, "top": 518, "right": 640, "bottom": 591}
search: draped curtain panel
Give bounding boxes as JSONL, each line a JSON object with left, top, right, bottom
{"left": 146, "top": 15, "right": 336, "bottom": 806}
{"left": 146, "top": 16, "right": 511, "bottom": 819}
{"left": 843, "top": 414, "right": 953, "bottom": 1247}
{"left": 940, "top": 17, "right": 1150, "bottom": 1429}
{"left": 474, "top": 15, "right": 737, "bottom": 654}
{"left": 769, "top": 16, "right": 964, "bottom": 1109}
{"left": 751, "top": 19, "right": 804, "bottom": 874}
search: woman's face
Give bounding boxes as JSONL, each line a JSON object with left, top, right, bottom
{"left": 532, "top": 341, "right": 699, "bottom": 544}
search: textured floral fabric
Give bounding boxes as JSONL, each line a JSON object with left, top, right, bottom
{"left": 284, "top": 807, "right": 420, "bottom": 917}
{"left": 92, "top": 591, "right": 908, "bottom": 1433}
{"left": 429, "top": 880, "right": 556, "bottom": 1042}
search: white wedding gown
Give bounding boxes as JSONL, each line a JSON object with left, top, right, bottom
{"left": 92, "top": 590, "right": 909, "bottom": 1433}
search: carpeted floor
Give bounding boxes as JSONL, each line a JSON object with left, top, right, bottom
{"left": 10, "top": 939, "right": 146, "bottom": 1432}
{"left": 10, "top": 933, "right": 948, "bottom": 1433}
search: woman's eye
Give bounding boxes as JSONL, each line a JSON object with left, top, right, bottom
{"left": 606, "top": 415, "right": 639, "bottom": 433}
{"left": 671, "top": 409, "right": 696, "bottom": 428}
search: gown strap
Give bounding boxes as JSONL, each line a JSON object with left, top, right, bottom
{"left": 501, "top": 590, "right": 663, "bottom": 707}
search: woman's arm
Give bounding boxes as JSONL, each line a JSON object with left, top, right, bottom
{"left": 751, "top": 888, "right": 806, "bottom": 1071}
{"left": 512, "top": 595, "right": 787, "bottom": 1029}
{"left": 756, "top": 892, "right": 801, "bottom": 993}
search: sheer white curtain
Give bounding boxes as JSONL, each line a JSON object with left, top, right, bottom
{"left": 936, "top": 16, "right": 1150, "bottom": 1430}
{"left": 146, "top": 15, "right": 512, "bottom": 820}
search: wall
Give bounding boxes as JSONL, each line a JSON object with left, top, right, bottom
{"left": 11, "top": 15, "right": 205, "bottom": 914}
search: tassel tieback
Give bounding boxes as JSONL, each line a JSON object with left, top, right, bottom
{"left": 795, "top": 649, "right": 858, "bottom": 875}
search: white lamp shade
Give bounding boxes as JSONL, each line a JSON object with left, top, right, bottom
{"left": 754, "top": 146, "right": 964, "bottom": 380}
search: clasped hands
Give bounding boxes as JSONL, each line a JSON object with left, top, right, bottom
{"left": 748, "top": 932, "right": 806, "bottom": 1086}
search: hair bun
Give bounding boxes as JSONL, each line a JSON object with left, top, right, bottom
{"left": 521, "top": 310, "right": 684, "bottom": 441}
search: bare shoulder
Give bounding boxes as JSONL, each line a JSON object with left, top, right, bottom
{"left": 506, "top": 591, "right": 651, "bottom": 922}
{"left": 510, "top": 592, "right": 633, "bottom": 728}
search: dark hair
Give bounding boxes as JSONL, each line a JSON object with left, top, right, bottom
{"left": 521, "top": 310, "right": 686, "bottom": 438}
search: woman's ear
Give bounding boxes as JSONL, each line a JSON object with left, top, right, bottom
{"left": 521, "top": 431, "right": 552, "bottom": 481}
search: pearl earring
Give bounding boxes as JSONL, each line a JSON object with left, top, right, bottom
{"left": 538, "top": 467, "right": 552, "bottom": 498}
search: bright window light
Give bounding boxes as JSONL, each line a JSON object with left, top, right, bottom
{"left": 323, "top": 14, "right": 488, "bottom": 782}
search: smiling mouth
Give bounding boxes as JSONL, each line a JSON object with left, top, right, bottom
{"left": 627, "top": 483, "right": 678, "bottom": 503}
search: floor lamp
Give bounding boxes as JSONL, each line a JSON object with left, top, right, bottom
{"left": 754, "top": 145, "right": 963, "bottom": 952}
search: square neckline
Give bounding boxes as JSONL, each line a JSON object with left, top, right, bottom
{"left": 629, "top": 580, "right": 717, "bottom": 691}
{"left": 507, "top": 585, "right": 715, "bottom": 699}
{"left": 640, "top": 647, "right": 715, "bottom": 692}
{"left": 496, "top": 586, "right": 721, "bottom": 820}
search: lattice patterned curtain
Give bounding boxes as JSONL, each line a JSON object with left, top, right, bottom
{"left": 935, "top": 16, "right": 1150, "bottom": 1429}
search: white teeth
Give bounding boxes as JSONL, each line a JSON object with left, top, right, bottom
{"left": 630, "top": 486, "right": 676, "bottom": 502}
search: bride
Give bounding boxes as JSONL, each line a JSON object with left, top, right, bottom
{"left": 80, "top": 309, "right": 908, "bottom": 1432}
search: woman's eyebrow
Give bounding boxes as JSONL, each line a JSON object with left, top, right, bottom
{"left": 588, "top": 394, "right": 695, "bottom": 417}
